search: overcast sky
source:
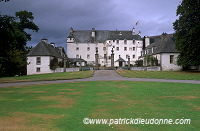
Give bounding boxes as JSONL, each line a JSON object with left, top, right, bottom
{"left": 0, "top": 0, "right": 181, "bottom": 48}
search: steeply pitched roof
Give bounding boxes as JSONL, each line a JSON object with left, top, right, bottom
{"left": 68, "top": 29, "right": 142, "bottom": 43}
{"left": 146, "top": 35, "right": 179, "bottom": 54}
{"left": 116, "top": 57, "right": 126, "bottom": 62}
{"left": 27, "top": 41, "right": 64, "bottom": 58}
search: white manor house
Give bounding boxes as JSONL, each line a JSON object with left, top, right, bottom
{"left": 67, "top": 27, "right": 149, "bottom": 67}
{"left": 67, "top": 27, "right": 181, "bottom": 70}
{"left": 27, "top": 27, "right": 182, "bottom": 75}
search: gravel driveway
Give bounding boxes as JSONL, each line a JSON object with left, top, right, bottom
{"left": 0, "top": 70, "right": 200, "bottom": 87}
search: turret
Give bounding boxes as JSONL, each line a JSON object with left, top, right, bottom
{"left": 67, "top": 27, "right": 75, "bottom": 43}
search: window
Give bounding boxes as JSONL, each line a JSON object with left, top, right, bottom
{"left": 129, "top": 47, "right": 132, "bottom": 51}
{"left": 133, "top": 55, "right": 135, "bottom": 58}
{"left": 36, "top": 67, "right": 40, "bottom": 72}
{"left": 124, "top": 47, "right": 127, "bottom": 51}
{"left": 116, "top": 47, "right": 119, "bottom": 51}
{"left": 113, "top": 40, "right": 115, "bottom": 42}
{"left": 126, "top": 55, "right": 129, "bottom": 59}
{"left": 117, "top": 39, "right": 119, "bottom": 44}
{"left": 104, "top": 54, "right": 107, "bottom": 59}
{"left": 76, "top": 55, "right": 79, "bottom": 58}
{"left": 103, "top": 47, "right": 106, "bottom": 50}
{"left": 76, "top": 47, "right": 79, "bottom": 51}
{"left": 96, "top": 47, "right": 98, "bottom": 51}
{"left": 170, "top": 55, "right": 174, "bottom": 64}
{"left": 87, "top": 54, "right": 90, "bottom": 59}
{"left": 133, "top": 40, "right": 135, "bottom": 44}
{"left": 133, "top": 47, "right": 135, "bottom": 51}
{"left": 87, "top": 47, "right": 90, "bottom": 51}
{"left": 124, "top": 39, "right": 127, "bottom": 44}
{"left": 36, "top": 57, "right": 41, "bottom": 65}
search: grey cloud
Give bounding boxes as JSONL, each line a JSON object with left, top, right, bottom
{"left": 0, "top": 0, "right": 181, "bottom": 49}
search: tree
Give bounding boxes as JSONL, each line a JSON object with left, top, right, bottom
{"left": 50, "top": 57, "right": 58, "bottom": 70}
{"left": 0, "top": 0, "right": 10, "bottom": 2}
{"left": 173, "top": 0, "right": 200, "bottom": 68}
{"left": 135, "top": 60, "right": 143, "bottom": 67}
{"left": 0, "top": 10, "right": 39, "bottom": 76}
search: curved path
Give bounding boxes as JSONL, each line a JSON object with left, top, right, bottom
{"left": 0, "top": 70, "right": 200, "bottom": 87}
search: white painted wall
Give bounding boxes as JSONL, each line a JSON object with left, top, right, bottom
{"left": 67, "top": 39, "right": 143, "bottom": 67}
{"left": 160, "top": 53, "right": 182, "bottom": 71}
{"left": 27, "top": 56, "right": 52, "bottom": 75}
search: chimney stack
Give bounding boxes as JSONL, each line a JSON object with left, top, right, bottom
{"left": 41, "top": 38, "right": 48, "bottom": 43}
{"left": 50, "top": 42, "right": 55, "bottom": 47}
{"left": 132, "top": 27, "right": 135, "bottom": 35}
{"left": 92, "top": 28, "right": 95, "bottom": 37}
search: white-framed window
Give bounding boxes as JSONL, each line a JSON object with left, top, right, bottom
{"left": 126, "top": 55, "right": 129, "bottom": 59}
{"left": 124, "top": 47, "right": 127, "bottom": 51}
{"left": 103, "top": 47, "right": 106, "bottom": 50}
{"left": 76, "top": 47, "right": 79, "bottom": 51}
{"left": 104, "top": 54, "right": 107, "bottom": 59}
{"left": 116, "top": 47, "right": 119, "bottom": 51}
{"left": 87, "top": 47, "right": 90, "bottom": 51}
{"left": 133, "top": 55, "right": 135, "bottom": 58}
{"left": 36, "top": 67, "right": 40, "bottom": 72}
{"left": 36, "top": 57, "right": 41, "bottom": 65}
{"left": 129, "top": 47, "right": 132, "bottom": 51}
{"left": 170, "top": 55, "right": 174, "bottom": 64}
{"left": 133, "top": 40, "right": 135, "bottom": 44}
{"left": 133, "top": 47, "right": 135, "bottom": 51}
{"left": 87, "top": 54, "right": 90, "bottom": 59}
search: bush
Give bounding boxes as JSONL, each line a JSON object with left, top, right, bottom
{"left": 135, "top": 60, "right": 143, "bottom": 67}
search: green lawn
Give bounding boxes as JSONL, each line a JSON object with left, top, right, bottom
{"left": 116, "top": 70, "right": 200, "bottom": 80}
{"left": 0, "top": 81, "right": 199, "bottom": 130}
{"left": 0, "top": 71, "right": 93, "bottom": 83}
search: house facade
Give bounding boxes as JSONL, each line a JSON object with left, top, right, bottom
{"left": 142, "top": 34, "right": 182, "bottom": 71}
{"left": 67, "top": 27, "right": 150, "bottom": 67}
{"left": 27, "top": 39, "right": 67, "bottom": 75}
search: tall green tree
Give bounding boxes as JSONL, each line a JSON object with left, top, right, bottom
{"left": 173, "top": 0, "right": 200, "bottom": 68}
{"left": 0, "top": 10, "right": 39, "bottom": 76}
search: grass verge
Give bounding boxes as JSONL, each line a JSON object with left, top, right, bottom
{"left": 0, "top": 81, "right": 199, "bottom": 130}
{"left": 0, "top": 70, "right": 93, "bottom": 83}
{"left": 116, "top": 70, "right": 200, "bottom": 80}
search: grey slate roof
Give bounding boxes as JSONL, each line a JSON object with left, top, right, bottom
{"left": 146, "top": 34, "right": 179, "bottom": 55}
{"left": 27, "top": 41, "right": 64, "bottom": 58}
{"left": 68, "top": 29, "right": 142, "bottom": 43}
